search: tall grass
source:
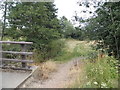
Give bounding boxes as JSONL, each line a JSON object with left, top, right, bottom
{"left": 84, "top": 56, "right": 118, "bottom": 88}
{"left": 54, "top": 41, "right": 97, "bottom": 62}
{"left": 70, "top": 54, "right": 118, "bottom": 88}
{"left": 72, "top": 43, "right": 97, "bottom": 58}
{"left": 65, "top": 40, "right": 119, "bottom": 88}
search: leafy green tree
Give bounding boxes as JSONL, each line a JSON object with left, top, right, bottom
{"left": 60, "top": 16, "right": 75, "bottom": 38}
{"left": 82, "top": 2, "right": 120, "bottom": 59}
{"left": 74, "top": 27, "right": 86, "bottom": 40}
{"left": 4, "top": 2, "right": 62, "bottom": 60}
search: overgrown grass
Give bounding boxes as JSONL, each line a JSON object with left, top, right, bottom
{"left": 53, "top": 50, "right": 73, "bottom": 63}
{"left": 65, "top": 40, "right": 119, "bottom": 88}
{"left": 84, "top": 56, "right": 118, "bottom": 88}
{"left": 54, "top": 40, "right": 97, "bottom": 63}
{"left": 33, "top": 39, "right": 97, "bottom": 63}
{"left": 71, "top": 56, "right": 118, "bottom": 88}
{"left": 32, "top": 39, "right": 118, "bottom": 88}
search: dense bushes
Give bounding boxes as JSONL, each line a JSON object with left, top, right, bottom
{"left": 33, "top": 39, "right": 65, "bottom": 62}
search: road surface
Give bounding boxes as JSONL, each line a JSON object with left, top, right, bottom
{"left": 0, "top": 70, "right": 31, "bottom": 89}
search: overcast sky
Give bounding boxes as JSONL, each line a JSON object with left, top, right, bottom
{"left": 0, "top": 0, "right": 95, "bottom": 23}
{"left": 54, "top": 0, "right": 97, "bottom": 26}
{"left": 54, "top": 0, "right": 79, "bottom": 20}
{"left": 0, "top": 0, "right": 79, "bottom": 20}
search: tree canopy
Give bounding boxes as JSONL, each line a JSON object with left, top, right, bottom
{"left": 79, "top": 2, "right": 120, "bottom": 59}
{"left": 1, "top": 2, "right": 64, "bottom": 60}
{"left": 4, "top": 2, "right": 61, "bottom": 49}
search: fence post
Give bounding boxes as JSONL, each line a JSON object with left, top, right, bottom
{"left": 21, "top": 44, "right": 26, "bottom": 68}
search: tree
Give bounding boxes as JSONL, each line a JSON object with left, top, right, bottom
{"left": 82, "top": 2, "right": 120, "bottom": 59}
{"left": 0, "top": 0, "right": 7, "bottom": 40}
{"left": 60, "top": 16, "right": 75, "bottom": 38}
{"left": 4, "top": 2, "right": 62, "bottom": 60}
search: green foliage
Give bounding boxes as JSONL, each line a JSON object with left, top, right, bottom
{"left": 3, "top": 2, "right": 63, "bottom": 61}
{"left": 83, "top": 2, "right": 120, "bottom": 59}
{"left": 72, "top": 43, "right": 97, "bottom": 58}
{"left": 59, "top": 16, "right": 86, "bottom": 40}
{"left": 59, "top": 16, "right": 76, "bottom": 38}
{"left": 84, "top": 56, "right": 118, "bottom": 88}
{"left": 33, "top": 39, "right": 65, "bottom": 62}
{"left": 70, "top": 56, "right": 118, "bottom": 88}
{"left": 73, "top": 27, "right": 86, "bottom": 40}
{"left": 6, "top": 2, "right": 61, "bottom": 42}
{"left": 47, "top": 39, "right": 65, "bottom": 58}
{"left": 54, "top": 40, "right": 97, "bottom": 62}
{"left": 54, "top": 50, "right": 73, "bottom": 62}
{"left": 67, "top": 40, "right": 118, "bottom": 88}
{"left": 2, "top": 44, "right": 21, "bottom": 59}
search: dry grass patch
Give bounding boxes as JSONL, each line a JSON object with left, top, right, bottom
{"left": 32, "top": 60, "right": 57, "bottom": 80}
{"left": 67, "top": 62, "right": 86, "bottom": 88}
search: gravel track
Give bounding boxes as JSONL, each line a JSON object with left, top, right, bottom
{"left": 21, "top": 57, "right": 83, "bottom": 88}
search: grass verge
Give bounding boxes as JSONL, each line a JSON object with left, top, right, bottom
{"left": 69, "top": 56, "right": 118, "bottom": 88}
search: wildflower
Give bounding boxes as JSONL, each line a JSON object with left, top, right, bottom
{"left": 101, "top": 82, "right": 107, "bottom": 87}
{"left": 93, "top": 81, "right": 98, "bottom": 85}
{"left": 115, "top": 66, "right": 118, "bottom": 69}
{"left": 86, "top": 81, "right": 91, "bottom": 85}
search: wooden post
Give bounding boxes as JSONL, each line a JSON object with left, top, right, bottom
{"left": 21, "top": 44, "right": 26, "bottom": 68}
{"left": 0, "top": 45, "right": 2, "bottom": 67}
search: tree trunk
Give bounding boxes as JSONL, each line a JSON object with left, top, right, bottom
{"left": 1, "top": 1, "right": 7, "bottom": 41}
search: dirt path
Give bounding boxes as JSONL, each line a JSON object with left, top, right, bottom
{"left": 21, "top": 57, "right": 83, "bottom": 88}
{"left": 20, "top": 40, "right": 85, "bottom": 88}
